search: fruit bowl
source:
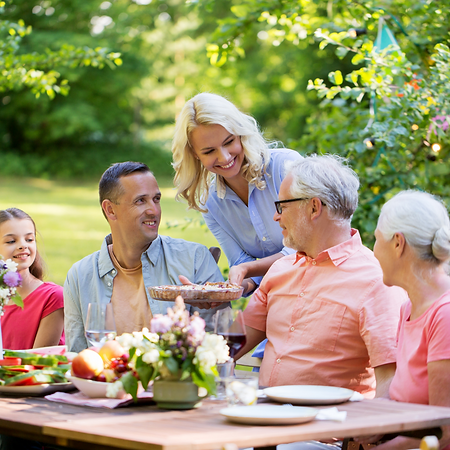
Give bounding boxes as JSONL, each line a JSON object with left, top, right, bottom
{"left": 66, "top": 372, "right": 128, "bottom": 399}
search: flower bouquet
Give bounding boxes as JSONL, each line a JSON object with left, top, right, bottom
{"left": 0, "top": 258, "right": 23, "bottom": 358}
{"left": 108, "top": 297, "right": 229, "bottom": 402}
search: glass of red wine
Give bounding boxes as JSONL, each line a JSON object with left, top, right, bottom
{"left": 214, "top": 308, "right": 247, "bottom": 359}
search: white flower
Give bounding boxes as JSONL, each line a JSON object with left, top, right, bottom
{"left": 4, "top": 259, "right": 18, "bottom": 271}
{"left": 0, "top": 288, "right": 10, "bottom": 300}
{"left": 193, "top": 348, "right": 217, "bottom": 373}
{"left": 142, "top": 349, "right": 160, "bottom": 364}
{"left": 106, "top": 380, "right": 123, "bottom": 398}
{"left": 198, "top": 333, "right": 229, "bottom": 364}
{"left": 116, "top": 333, "right": 134, "bottom": 351}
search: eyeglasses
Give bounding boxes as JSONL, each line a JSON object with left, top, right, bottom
{"left": 274, "top": 197, "right": 326, "bottom": 214}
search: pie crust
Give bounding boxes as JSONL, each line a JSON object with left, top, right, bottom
{"left": 149, "top": 282, "right": 244, "bottom": 301}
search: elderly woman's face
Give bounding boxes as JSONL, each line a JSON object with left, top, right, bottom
{"left": 190, "top": 124, "right": 244, "bottom": 181}
{"left": 373, "top": 227, "right": 396, "bottom": 287}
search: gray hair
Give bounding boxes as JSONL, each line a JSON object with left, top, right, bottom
{"left": 285, "top": 154, "right": 359, "bottom": 221}
{"left": 377, "top": 190, "right": 450, "bottom": 265}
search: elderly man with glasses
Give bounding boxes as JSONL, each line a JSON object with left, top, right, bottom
{"left": 235, "top": 154, "right": 407, "bottom": 399}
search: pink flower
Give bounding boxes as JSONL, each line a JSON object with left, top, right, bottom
{"left": 188, "top": 315, "right": 206, "bottom": 342}
{"left": 3, "top": 271, "right": 22, "bottom": 288}
{"left": 150, "top": 315, "right": 173, "bottom": 334}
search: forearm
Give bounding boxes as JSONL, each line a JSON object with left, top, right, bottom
{"left": 236, "top": 253, "right": 284, "bottom": 279}
{"left": 374, "top": 363, "right": 396, "bottom": 398}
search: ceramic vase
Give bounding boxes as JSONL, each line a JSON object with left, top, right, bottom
{"left": 152, "top": 379, "right": 206, "bottom": 410}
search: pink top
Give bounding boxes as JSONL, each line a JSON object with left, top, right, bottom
{"left": 2, "top": 282, "right": 65, "bottom": 350}
{"left": 244, "top": 229, "right": 407, "bottom": 395}
{"left": 389, "top": 292, "right": 450, "bottom": 405}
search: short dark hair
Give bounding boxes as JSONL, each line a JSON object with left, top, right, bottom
{"left": 0, "top": 208, "right": 46, "bottom": 280}
{"left": 99, "top": 162, "right": 152, "bottom": 219}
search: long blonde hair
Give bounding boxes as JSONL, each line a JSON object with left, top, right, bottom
{"left": 172, "top": 93, "right": 275, "bottom": 212}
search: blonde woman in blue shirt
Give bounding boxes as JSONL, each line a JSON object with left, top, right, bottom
{"left": 172, "top": 93, "right": 302, "bottom": 295}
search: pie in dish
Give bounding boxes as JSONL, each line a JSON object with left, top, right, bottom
{"left": 148, "top": 282, "right": 244, "bottom": 301}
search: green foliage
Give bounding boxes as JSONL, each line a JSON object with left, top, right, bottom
{"left": 0, "top": 0, "right": 120, "bottom": 98}
{"left": 201, "top": 0, "right": 450, "bottom": 247}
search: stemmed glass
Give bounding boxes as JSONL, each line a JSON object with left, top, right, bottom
{"left": 214, "top": 308, "right": 247, "bottom": 360}
{"left": 85, "top": 303, "right": 117, "bottom": 348}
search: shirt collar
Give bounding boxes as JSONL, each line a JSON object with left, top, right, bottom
{"left": 98, "top": 234, "right": 162, "bottom": 277}
{"left": 294, "top": 229, "right": 361, "bottom": 267}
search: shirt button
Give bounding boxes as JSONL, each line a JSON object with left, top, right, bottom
{"left": 276, "top": 358, "right": 281, "bottom": 363}
{"left": 312, "top": 261, "right": 316, "bottom": 265}
{"left": 262, "top": 237, "right": 267, "bottom": 241}
{"left": 300, "top": 292, "right": 305, "bottom": 297}
{"left": 290, "top": 326, "right": 295, "bottom": 332}
{"left": 107, "top": 281, "right": 112, "bottom": 287}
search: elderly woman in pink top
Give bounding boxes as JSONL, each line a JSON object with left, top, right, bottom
{"left": 371, "top": 190, "right": 450, "bottom": 450}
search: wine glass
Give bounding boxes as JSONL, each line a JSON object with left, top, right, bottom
{"left": 214, "top": 308, "right": 247, "bottom": 360}
{"left": 85, "top": 303, "right": 117, "bottom": 348}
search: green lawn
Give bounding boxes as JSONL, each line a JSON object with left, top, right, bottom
{"left": 0, "top": 176, "right": 227, "bottom": 286}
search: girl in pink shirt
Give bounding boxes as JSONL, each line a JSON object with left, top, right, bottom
{"left": 0, "top": 208, "right": 64, "bottom": 350}
{"left": 372, "top": 190, "right": 450, "bottom": 450}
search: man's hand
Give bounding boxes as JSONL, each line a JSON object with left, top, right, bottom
{"left": 228, "top": 265, "right": 248, "bottom": 287}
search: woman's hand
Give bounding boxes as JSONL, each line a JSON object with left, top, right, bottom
{"left": 228, "top": 264, "right": 248, "bottom": 287}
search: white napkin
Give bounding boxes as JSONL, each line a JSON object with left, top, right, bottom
{"left": 45, "top": 391, "right": 154, "bottom": 409}
{"left": 349, "top": 391, "right": 364, "bottom": 402}
{"left": 316, "top": 407, "right": 347, "bottom": 422}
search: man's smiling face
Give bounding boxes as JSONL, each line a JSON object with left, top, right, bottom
{"left": 113, "top": 171, "right": 162, "bottom": 247}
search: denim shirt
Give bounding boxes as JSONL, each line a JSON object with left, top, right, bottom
{"left": 64, "top": 234, "right": 227, "bottom": 352}
{"left": 203, "top": 148, "right": 302, "bottom": 286}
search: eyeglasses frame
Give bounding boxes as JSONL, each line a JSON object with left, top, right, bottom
{"left": 274, "top": 197, "right": 326, "bottom": 214}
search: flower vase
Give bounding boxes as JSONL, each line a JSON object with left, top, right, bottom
{"left": 152, "top": 379, "right": 207, "bottom": 410}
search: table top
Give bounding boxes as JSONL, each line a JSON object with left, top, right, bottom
{"left": 0, "top": 395, "right": 450, "bottom": 450}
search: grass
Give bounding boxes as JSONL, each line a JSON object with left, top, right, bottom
{"left": 0, "top": 176, "right": 228, "bottom": 286}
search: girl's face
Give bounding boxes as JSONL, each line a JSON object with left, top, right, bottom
{"left": 190, "top": 124, "right": 245, "bottom": 181}
{"left": 0, "top": 218, "right": 37, "bottom": 272}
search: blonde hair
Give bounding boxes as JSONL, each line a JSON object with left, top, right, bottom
{"left": 172, "top": 92, "right": 275, "bottom": 212}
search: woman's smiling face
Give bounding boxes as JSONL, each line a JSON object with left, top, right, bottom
{"left": 0, "top": 218, "right": 37, "bottom": 272}
{"left": 189, "top": 124, "right": 245, "bottom": 181}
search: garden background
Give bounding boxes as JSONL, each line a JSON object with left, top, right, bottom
{"left": 1, "top": 0, "right": 450, "bottom": 286}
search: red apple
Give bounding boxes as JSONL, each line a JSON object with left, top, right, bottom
{"left": 71, "top": 349, "right": 104, "bottom": 380}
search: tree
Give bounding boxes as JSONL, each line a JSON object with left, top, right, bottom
{"left": 200, "top": 0, "right": 450, "bottom": 244}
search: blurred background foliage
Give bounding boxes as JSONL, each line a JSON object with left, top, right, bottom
{"left": 1, "top": 0, "right": 450, "bottom": 250}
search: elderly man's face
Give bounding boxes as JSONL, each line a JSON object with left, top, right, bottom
{"left": 274, "top": 174, "right": 311, "bottom": 253}
{"left": 113, "top": 172, "right": 162, "bottom": 247}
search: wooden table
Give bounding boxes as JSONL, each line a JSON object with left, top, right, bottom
{"left": 0, "top": 395, "right": 450, "bottom": 450}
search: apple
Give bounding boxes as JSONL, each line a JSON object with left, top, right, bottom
{"left": 71, "top": 349, "right": 104, "bottom": 380}
{"left": 98, "top": 340, "right": 125, "bottom": 364}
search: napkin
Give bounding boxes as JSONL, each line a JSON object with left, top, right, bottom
{"left": 316, "top": 407, "right": 347, "bottom": 422}
{"left": 349, "top": 391, "right": 364, "bottom": 402}
{"left": 45, "top": 391, "right": 155, "bottom": 409}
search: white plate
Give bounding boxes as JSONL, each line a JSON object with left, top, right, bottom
{"left": 264, "top": 385, "right": 355, "bottom": 405}
{"left": 0, "top": 382, "right": 74, "bottom": 396}
{"left": 220, "top": 405, "right": 318, "bottom": 425}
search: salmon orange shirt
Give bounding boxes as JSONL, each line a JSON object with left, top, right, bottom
{"left": 244, "top": 229, "right": 407, "bottom": 395}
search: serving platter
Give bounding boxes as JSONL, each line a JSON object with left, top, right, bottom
{"left": 0, "top": 382, "right": 74, "bottom": 396}
{"left": 263, "top": 385, "right": 355, "bottom": 405}
{"left": 220, "top": 405, "right": 318, "bottom": 425}
{"left": 149, "top": 282, "right": 244, "bottom": 302}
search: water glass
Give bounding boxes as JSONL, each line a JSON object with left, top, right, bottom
{"left": 225, "top": 377, "right": 258, "bottom": 407}
{"left": 85, "top": 303, "right": 117, "bottom": 348}
{"left": 210, "top": 359, "right": 235, "bottom": 401}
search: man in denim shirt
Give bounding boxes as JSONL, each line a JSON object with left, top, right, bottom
{"left": 64, "top": 161, "right": 227, "bottom": 352}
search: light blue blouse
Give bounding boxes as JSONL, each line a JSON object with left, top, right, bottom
{"left": 203, "top": 148, "right": 303, "bottom": 285}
